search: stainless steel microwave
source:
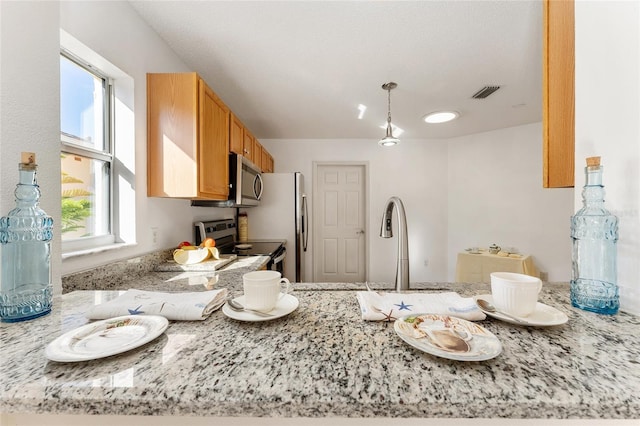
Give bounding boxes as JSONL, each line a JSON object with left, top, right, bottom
{"left": 191, "top": 154, "right": 262, "bottom": 208}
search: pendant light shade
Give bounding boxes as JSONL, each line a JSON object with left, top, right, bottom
{"left": 379, "top": 82, "right": 400, "bottom": 147}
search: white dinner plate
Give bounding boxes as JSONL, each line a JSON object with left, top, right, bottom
{"left": 474, "top": 294, "right": 569, "bottom": 326}
{"left": 222, "top": 294, "right": 298, "bottom": 322}
{"left": 45, "top": 315, "right": 169, "bottom": 362}
{"left": 394, "top": 314, "right": 502, "bottom": 361}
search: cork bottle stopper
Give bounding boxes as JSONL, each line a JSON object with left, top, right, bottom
{"left": 19, "top": 152, "right": 37, "bottom": 170}
{"left": 21, "top": 152, "right": 36, "bottom": 165}
{"left": 586, "top": 156, "right": 601, "bottom": 167}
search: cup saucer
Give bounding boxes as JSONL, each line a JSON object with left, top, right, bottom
{"left": 222, "top": 294, "right": 299, "bottom": 322}
{"left": 474, "top": 294, "right": 568, "bottom": 327}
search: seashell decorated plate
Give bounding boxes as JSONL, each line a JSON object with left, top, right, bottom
{"left": 45, "top": 315, "right": 168, "bottom": 362}
{"left": 394, "top": 313, "right": 502, "bottom": 361}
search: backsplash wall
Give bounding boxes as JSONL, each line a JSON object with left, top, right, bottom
{"left": 575, "top": 1, "right": 640, "bottom": 315}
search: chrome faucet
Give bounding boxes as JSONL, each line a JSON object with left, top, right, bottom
{"left": 380, "top": 196, "right": 410, "bottom": 291}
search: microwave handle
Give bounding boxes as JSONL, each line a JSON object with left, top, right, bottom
{"left": 253, "top": 173, "right": 264, "bottom": 200}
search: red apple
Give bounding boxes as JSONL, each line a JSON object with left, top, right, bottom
{"left": 177, "top": 241, "right": 192, "bottom": 249}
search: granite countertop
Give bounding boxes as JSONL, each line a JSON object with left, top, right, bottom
{"left": 1, "top": 281, "right": 639, "bottom": 420}
{"left": 62, "top": 254, "right": 271, "bottom": 293}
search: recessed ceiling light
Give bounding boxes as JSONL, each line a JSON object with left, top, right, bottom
{"left": 424, "top": 111, "right": 459, "bottom": 124}
{"left": 357, "top": 104, "right": 367, "bottom": 119}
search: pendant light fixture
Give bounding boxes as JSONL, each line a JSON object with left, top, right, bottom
{"left": 379, "top": 82, "right": 400, "bottom": 147}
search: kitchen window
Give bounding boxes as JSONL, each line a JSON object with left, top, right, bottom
{"left": 60, "top": 31, "right": 136, "bottom": 258}
{"left": 60, "top": 52, "right": 114, "bottom": 251}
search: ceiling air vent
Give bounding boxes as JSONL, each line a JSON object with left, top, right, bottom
{"left": 472, "top": 85, "right": 501, "bottom": 99}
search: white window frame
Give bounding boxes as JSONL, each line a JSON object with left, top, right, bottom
{"left": 60, "top": 49, "right": 116, "bottom": 252}
{"left": 60, "top": 30, "right": 136, "bottom": 260}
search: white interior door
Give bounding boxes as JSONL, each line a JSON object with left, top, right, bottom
{"left": 313, "top": 163, "right": 367, "bottom": 282}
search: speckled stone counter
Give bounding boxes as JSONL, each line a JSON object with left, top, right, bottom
{"left": 62, "top": 253, "right": 270, "bottom": 293}
{"left": 1, "top": 282, "right": 638, "bottom": 420}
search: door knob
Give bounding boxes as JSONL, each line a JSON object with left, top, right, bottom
{"left": 356, "top": 229, "right": 365, "bottom": 235}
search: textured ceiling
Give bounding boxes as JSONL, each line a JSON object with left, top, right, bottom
{"left": 129, "top": 0, "right": 542, "bottom": 140}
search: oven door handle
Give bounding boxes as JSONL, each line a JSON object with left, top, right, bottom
{"left": 272, "top": 247, "right": 286, "bottom": 265}
{"left": 194, "top": 222, "right": 206, "bottom": 246}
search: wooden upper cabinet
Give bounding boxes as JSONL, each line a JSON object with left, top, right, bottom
{"left": 229, "top": 113, "right": 244, "bottom": 155}
{"left": 147, "top": 72, "right": 229, "bottom": 199}
{"left": 263, "top": 151, "right": 274, "bottom": 173}
{"left": 253, "top": 140, "right": 264, "bottom": 171}
{"left": 243, "top": 129, "right": 255, "bottom": 163}
{"left": 229, "top": 111, "right": 274, "bottom": 172}
{"left": 198, "top": 81, "right": 230, "bottom": 199}
{"left": 543, "top": 0, "right": 575, "bottom": 188}
{"left": 261, "top": 148, "right": 271, "bottom": 173}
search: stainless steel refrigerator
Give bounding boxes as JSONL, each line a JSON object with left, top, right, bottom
{"left": 246, "top": 172, "right": 308, "bottom": 282}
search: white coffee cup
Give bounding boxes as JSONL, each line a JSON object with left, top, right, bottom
{"left": 242, "top": 270, "right": 290, "bottom": 312}
{"left": 490, "top": 272, "right": 542, "bottom": 317}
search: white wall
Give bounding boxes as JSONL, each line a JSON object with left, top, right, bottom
{"left": 264, "top": 124, "right": 573, "bottom": 284}
{"left": 3, "top": 1, "right": 615, "bottom": 301}
{"left": 261, "top": 138, "right": 449, "bottom": 283}
{"left": 0, "top": 1, "right": 62, "bottom": 289}
{"left": 575, "top": 1, "right": 640, "bottom": 315}
{"left": 0, "top": 1, "right": 236, "bottom": 291}
{"left": 59, "top": 1, "right": 236, "bottom": 278}
{"left": 448, "top": 123, "right": 574, "bottom": 282}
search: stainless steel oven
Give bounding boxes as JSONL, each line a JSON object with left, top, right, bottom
{"left": 268, "top": 245, "right": 286, "bottom": 274}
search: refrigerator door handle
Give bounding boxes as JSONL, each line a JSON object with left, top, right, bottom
{"left": 302, "top": 194, "right": 309, "bottom": 252}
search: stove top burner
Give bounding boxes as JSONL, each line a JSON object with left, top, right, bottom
{"left": 218, "top": 241, "right": 283, "bottom": 257}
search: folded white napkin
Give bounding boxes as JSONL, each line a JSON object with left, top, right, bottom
{"left": 86, "top": 289, "right": 228, "bottom": 321}
{"left": 356, "top": 291, "right": 485, "bottom": 321}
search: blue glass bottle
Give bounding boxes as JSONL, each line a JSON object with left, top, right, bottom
{"left": 0, "top": 153, "right": 53, "bottom": 322}
{"left": 570, "top": 156, "right": 619, "bottom": 314}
